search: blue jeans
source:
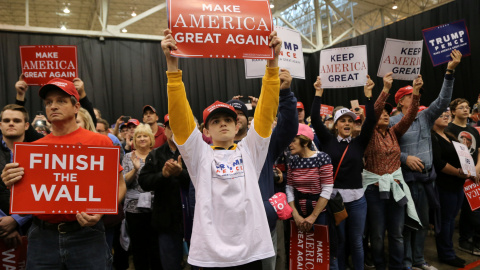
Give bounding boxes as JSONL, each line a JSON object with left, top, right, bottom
{"left": 365, "top": 185, "right": 405, "bottom": 270}
{"left": 403, "top": 181, "right": 429, "bottom": 267}
{"left": 158, "top": 231, "right": 184, "bottom": 270}
{"left": 435, "top": 187, "right": 463, "bottom": 259}
{"left": 337, "top": 195, "right": 367, "bottom": 270}
{"left": 26, "top": 220, "right": 111, "bottom": 269}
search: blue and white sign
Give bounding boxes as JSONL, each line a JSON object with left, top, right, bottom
{"left": 245, "top": 26, "right": 305, "bottom": 79}
{"left": 422, "top": 20, "right": 471, "bottom": 66}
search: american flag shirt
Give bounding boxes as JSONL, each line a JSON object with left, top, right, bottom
{"left": 287, "top": 151, "right": 334, "bottom": 216}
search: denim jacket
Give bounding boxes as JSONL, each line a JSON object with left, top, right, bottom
{"left": 389, "top": 74, "right": 454, "bottom": 182}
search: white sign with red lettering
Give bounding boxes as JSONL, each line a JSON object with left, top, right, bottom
{"left": 319, "top": 45, "right": 368, "bottom": 88}
{"left": 245, "top": 26, "right": 305, "bottom": 79}
{"left": 377, "top": 38, "right": 423, "bottom": 81}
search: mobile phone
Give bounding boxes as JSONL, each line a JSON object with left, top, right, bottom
{"left": 37, "top": 111, "right": 43, "bottom": 115}
{"left": 239, "top": 97, "right": 251, "bottom": 104}
{"left": 350, "top": 100, "right": 359, "bottom": 109}
{"left": 122, "top": 116, "right": 131, "bottom": 122}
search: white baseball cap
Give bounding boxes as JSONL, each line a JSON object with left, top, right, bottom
{"left": 334, "top": 108, "right": 357, "bottom": 124}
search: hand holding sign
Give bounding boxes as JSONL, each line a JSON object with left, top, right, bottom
{"left": 279, "top": 69, "right": 292, "bottom": 90}
{"left": 314, "top": 76, "right": 323, "bottom": 97}
{"left": 1, "top": 163, "right": 24, "bottom": 188}
{"left": 412, "top": 75, "right": 423, "bottom": 94}
{"left": 15, "top": 74, "right": 28, "bottom": 100}
{"left": 447, "top": 49, "right": 462, "bottom": 71}
{"left": 162, "top": 29, "right": 179, "bottom": 72}
{"left": 382, "top": 72, "right": 394, "bottom": 92}
{"left": 268, "top": 31, "right": 282, "bottom": 68}
{"left": 364, "top": 75, "right": 374, "bottom": 98}
{"left": 76, "top": 212, "right": 102, "bottom": 227}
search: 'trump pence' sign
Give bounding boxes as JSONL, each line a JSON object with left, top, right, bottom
{"left": 11, "top": 143, "right": 120, "bottom": 214}
{"left": 20, "top": 45, "right": 78, "bottom": 85}
{"left": 319, "top": 45, "right": 368, "bottom": 88}
{"left": 245, "top": 26, "right": 305, "bottom": 79}
{"left": 377, "top": 38, "right": 423, "bottom": 80}
{"left": 422, "top": 20, "right": 471, "bottom": 66}
{"left": 168, "top": 0, "right": 274, "bottom": 59}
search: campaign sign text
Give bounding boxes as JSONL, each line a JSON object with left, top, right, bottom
{"left": 377, "top": 39, "right": 423, "bottom": 81}
{"left": 422, "top": 20, "right": 470, "bottom": 66}
{"left": 319, "top": 45, "right": 368, "bottom": 88}
{"left": 453, "top": 141, "right": 477, "bottom": 177}
{"left": 11, "top": 143, "right": 120, "bottom": 214}
{"left": 289, "top": 221, "right": 329, "bottom": 270}
{"left": 464, "top": 180, "right": 480, "bottom": 211}
{"left": 0, "top": 236, "right": 27, "bottom": 270}
{"left": 245, "top": 26, "right": 305, "bottom": 79}
{"left": 320, "top": 105, "right": 334, "bottom": 117}
{"left": 168, "top": 0, "right": 273, "bottom": 59}
{"left": 20, "top": 46, "right": 78, "bottom": 85}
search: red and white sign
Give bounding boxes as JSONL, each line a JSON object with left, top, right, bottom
{"left": 320, "top": 105, "right": 334, "bottom": 117}
{"left": 11, "top": 143, "right": 120, "bottom": 215}
{"left": 245, "top": 26, "right": 305, "bottom": 79}
{"left": 289, "top": 221, "right": 329, "bottom": 270}
{"left": 377, "top": 39, "right": 423, "bottom": 81}
{"left": 167, "top": 0, "right": 274, "bottom": 59}
{"left": 319, "top": 45, "right": 368, "bottom": 88}
{"left": 464, "top": 180, "right": 480, "bottom": 211}
{"left": 0, "top": 236, "right": 27, "bottom": 270}
{"left": 19, "top": 45, "right": 78, "bottom": 85}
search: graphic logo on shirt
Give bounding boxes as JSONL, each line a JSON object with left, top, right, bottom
{"left": 458, "top": 131, "right": 476, "bottom": 156}
{"left": 214, "top": 158, "right": 245, "bottom": 180}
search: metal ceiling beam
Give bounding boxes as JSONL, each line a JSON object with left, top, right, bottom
{"left": 324, "top": 0, "right": 363, "bottom": 35}
{"left": 276, "top": 16, "right": 317, "bottom": 48}
{"left": 109, "top": 3, "right": 166, "bottom": 32}
{"left": 313, "top": 0, "right": 323, "bottom": 49}
{"left": 25, "top": 0, "right": 29, "bottom": 26}
{"left": 0, "top": 24, "right": 164, "bottom": 41}
{"left": 101, "top": 0, "right": 108, "bottom": 31}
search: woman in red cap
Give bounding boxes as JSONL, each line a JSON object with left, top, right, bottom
{"left": 286, "top": 123, "right": 337, "bottom": 269}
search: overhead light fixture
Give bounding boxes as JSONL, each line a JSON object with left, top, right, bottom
{"left": 392, "top": 1, "right": 398, "bottom": 9}
{"left": 61, "top": 25, "right": 67, "bottom": 31}
{"left": 121, "top": 28, "right": 127, "bottom": 33}
{"left": 270, "top": 4, "right": 274, "bottom": 8}
{"left": 131, "top": 10, "right": 136, "bottom": 17}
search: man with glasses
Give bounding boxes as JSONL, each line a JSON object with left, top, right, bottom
{"left": 446, "top": 98, "right": 480, "bottom": 256}
{"left": 389, "top": 49, "right": 462, "bottom": 270}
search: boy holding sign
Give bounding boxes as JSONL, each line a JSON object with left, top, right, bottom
{"left": 161, "top": 28, "right": 280, "bottom": 268}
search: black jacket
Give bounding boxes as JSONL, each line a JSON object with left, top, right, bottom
{"left": 138, "top": 142, "right": 190, "bottom": 234}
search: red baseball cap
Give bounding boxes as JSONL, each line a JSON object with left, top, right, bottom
{"left": 418, "top": 105, "right": 428, "bottom": 112}
{"left": 394, "top": 85, "right": 413, "bottom": 104}
{"left": 203, "top": 101, "right": 237, "bottom": 126}
{"left": 127, "top": 119, "right": 140, "bottom": 126}
{"left": 164, "top": 114, "right": 169, "bottom": 125}
{"left": 297, "top": 102, "right": 304, "bottom": 110}
{"left": 39, "top": 78, "right": 79, "bottom": 101}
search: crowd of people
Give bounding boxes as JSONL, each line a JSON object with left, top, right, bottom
{"left": 0, "top": 29, "right": 478, "bottom": 270}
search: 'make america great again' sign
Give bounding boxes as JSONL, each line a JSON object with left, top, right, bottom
{"left": 168, "top": 0, "right": 274, "bottom": 59}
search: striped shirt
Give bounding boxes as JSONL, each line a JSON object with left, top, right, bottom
{"left": 287, "top": 151, "right": 334, "bottom": 215}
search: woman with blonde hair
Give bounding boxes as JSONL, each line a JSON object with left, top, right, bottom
{"left": 122, "top": 123, "right": 161, "bottom": 269}
{"left": 76, "top": 108, "right": 96, "bottom": 132}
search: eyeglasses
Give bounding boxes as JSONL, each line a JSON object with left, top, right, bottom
{"left": 456, "top": 106, "right": 470, "bottom": 111}
{"left": 439, "top": 114, "right": 451, "bottom": 119}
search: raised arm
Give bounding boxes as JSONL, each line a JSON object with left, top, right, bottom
{"left": 374, "top": 72, "right": 393, "bottom": 121}
{"left": 253, "top": 31, "right": 282, "bottom": 138}
{"left": 310, "top": 77, "right": 334, "bottom": 144}
{"left": 162, "top": 29, "right": 196, "bottom": 145}
{"left": 424, "top": 49, "right": 462, "bottom": 123}
{"left": 356, "top": 76, "right": 376, "bottom": 146}
{"left": 392, "top": 75, "right": 422, "bottom": 138}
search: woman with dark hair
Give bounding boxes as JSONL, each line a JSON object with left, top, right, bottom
{"left": 310, "top": 76, "right": 376, "bottom": 270}
{"left": 362, "top": 72, "right": 423, "bottom": 270}
{"left": 432, "top": 109, "right": 472, "bottom": 268}
{"left": 286, "top": 123, "right": 336, "bottom": 269}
